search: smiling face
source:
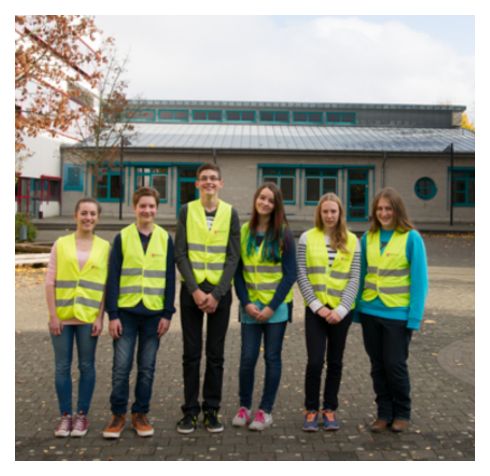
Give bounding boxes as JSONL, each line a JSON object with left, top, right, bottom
{"left": 255, "top": 186, "right": 275, "bottom": 218}
{"left": 75, "top": 202, "right": 99, "bottom": 234}
{"left": 134, "top": 195, "right": 158, "bottom": 227}
{"left": 320, "top": 200, "right": 340, "bottom": 232}
{"left": 376, "top": 197, "right": 395, "bottom": 230}
{"left": 195, "top": 168, "right": 223, "bottom": 199}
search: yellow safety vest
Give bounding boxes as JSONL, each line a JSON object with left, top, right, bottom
{"left": 55, "top": 233, "right": 110, "bottom": 323}
{"left": 186, "top": 199, "right": 232, "bottom": 285}
{"left": 240, "top": 223, "right": 293, "bottom": 305}
{"left": 305, "top": 228, "right": 357, "bottom": 309}
{"left": 118, "top": 223, "right": 168, "bottom": 311}
{"left": 362, "top": 230, "right": 411, "bottom": 307}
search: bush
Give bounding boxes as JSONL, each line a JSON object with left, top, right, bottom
{"left": 15, "top": 212, "right": 37, "bottom": 242}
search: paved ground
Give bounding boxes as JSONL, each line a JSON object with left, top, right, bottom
{"left": 15, "top": 235, "right": 475, "bottom": 461}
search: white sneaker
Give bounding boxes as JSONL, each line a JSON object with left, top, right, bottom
{"left": 232, "top": 406, "right": 251, "bottom": 427}
{"left": 248, "top": 409, "right": 273, "bottom": 431}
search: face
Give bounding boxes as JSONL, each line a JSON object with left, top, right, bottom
{"left": 75, "top": 202, "right": 99, "bottom": 233}
{"left": 255, "top": 187, "right": 275, "bottom": 217}
{"left": 320, "top": 200, "right": 340, "bottom": 231}
{"left": 195, "top": 169, "right": 223, "bottom": 198}
{"left": 134, "top": 195, "right": 158, "bottom": 225}
{"left": 376, "top": 197, "right": 395, "bottom": 229}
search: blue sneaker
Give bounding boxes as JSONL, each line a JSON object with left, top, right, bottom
{"left": 302, "top": 411, "right": 319, "bottom": 432}
{"left": 322, "top": 409, "right": 340, "bottom": 431}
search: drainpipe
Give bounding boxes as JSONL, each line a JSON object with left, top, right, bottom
{"left": 449, "top": 142, "right": 454, "bottom": 226}
{"left": 212, "top": 148, "right": 217, "bottom": 164}
{"left": 381, "top": 152, "right": 387, "bottom": 188}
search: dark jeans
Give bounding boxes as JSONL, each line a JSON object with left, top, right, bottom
{"left": 110, "top": 313, "right": 161, "bottom": 415}
{"left": 51, "top": 324, "right": 98, "bottom": 415}
{"left": 304, "top": 308, "right": 352, "bottom": 411}
{"left": 360, "top": 313, "right": 413, "bottom": 421}
{"left": 180, "top": 286, "right": 232, "bottom": 416}
{"left": 239, "top": 321, "right": 287, "bottom": 413}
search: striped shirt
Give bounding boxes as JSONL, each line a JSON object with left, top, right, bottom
{"left": 297, "top": 231, "right": 361, "bottom": 319}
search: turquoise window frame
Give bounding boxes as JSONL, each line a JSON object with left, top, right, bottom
{"left": 134, "top": 167, "right": 169, "bottom": 203}
{"left": 346, "top": 168, "right": 370, "bottom": 222}
{"left": 157, "top": 109, "right": 189, "bottom": 123}
{"left": 326, "top": 111, "right": 356, "bottom": 125}
{"left": 93, "top": 166, "right": 124, "bottom": 202}
{"left": 292, "top": 111, "right": 323, "bottom": 124}
{"left": 304, "top": 169, "right": 338, "bottom": 205}
{"left": 261, "top": 167, "right": 296, "bottom": 205}
{"left": 259, "top": 110, "right": 290, "bottom": 124}
{"left": 450, "top": 167, "right": 475, "bottom": 207}
{"left": 225, "top": 110, "right": 256, "bottom": 123}
{"left": 63, "top": 164, "right": 84, "bottom": 191}
{"left": 124, "top": 108, "right": 156, "bottom": 123}
{"left": 415, "top": 177, "right": 437, "bottom": 200}
{"left": 191, "top": 110, "right": 223, "bottom": 122}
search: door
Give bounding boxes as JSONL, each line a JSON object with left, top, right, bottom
{"left": 177, "top": 166, "right": 199, "bottom": 216}
{"left": 347, "top": 169, "right": 369, "bottom": 221}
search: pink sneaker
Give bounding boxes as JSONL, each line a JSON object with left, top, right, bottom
{"left": 248, "top": 409, "right": 273, "bottom": 431}
{"left": 54, "top": 413, "right": 72, "bottom": 437}
{"left": 232, "top": 407, "right": 251, "bottom": 427}
{"left": 71, "top": 412, "right": 89, "bottom": 437}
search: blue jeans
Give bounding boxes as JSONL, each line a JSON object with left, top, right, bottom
{"left": 110, "top": 313, "right": 161, "bottom": 415}
{"left": 51, "top": 324, "right": 98, "bottom": 415}
{"left": 239, "top": 322, "right": 287, "bottom": 413}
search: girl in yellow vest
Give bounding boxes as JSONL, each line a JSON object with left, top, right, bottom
{"left": 297, "top": 193, "right": 360, "bottom": 432}
{"left": 356, "top": 187, "right": 428, "bottom": 433}
{"left": 45, "top": 198, "right": 110, "bottom": 438}
{"left": 232, "top": 183, "right": 297, "bottom": 431}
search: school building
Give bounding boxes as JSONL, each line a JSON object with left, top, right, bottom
{"left": 60, "top": 100, "right": 475, "bottom": 227}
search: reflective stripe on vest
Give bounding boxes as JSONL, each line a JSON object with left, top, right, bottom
{"left": 55, "top": 234, "right": 110, "bottom": 323}
{"left": 305, "top": 228, "right": 357, "bottom": 309}
{"left": 118, "top": 223, "right": 168, "bottom": 311}
{"left": 240, "top": 222, "right": 293, "bottom": 304}
{"left": 186, "top": 199, "right": 232, "bottom": 285}
{"left": 362, "top": 230, "right": 411, "bottom": 307}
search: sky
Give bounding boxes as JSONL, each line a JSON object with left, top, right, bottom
{"left": 94, "top": 15, "right": 475, "bottom": 121}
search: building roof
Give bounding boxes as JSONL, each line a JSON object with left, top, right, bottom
{"left": 74, "top": 123, "right": 474, "bottom": 154}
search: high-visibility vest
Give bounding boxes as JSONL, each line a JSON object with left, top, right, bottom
{"left": 118, "top": 223, "right": 168, "bottom": 310}
{"left": 186, "top": 199, "right": 232, "bottom": 285}
{"left": 305, "top": 228, "right": 357, "bottom": 309}
{"left": 55, "top": 233, "right": 110, "bottom": 323}
{"left": 362, "top": 229, "right": 411, "bottom": 307}
{"left": 240, "top": 223, "right": 293, "bottom": 305}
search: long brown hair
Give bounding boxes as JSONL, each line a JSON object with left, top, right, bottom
{"left": 369, "top": 187, "right": 414, "bottom": 233}
{"left": 247, "top": 182, "right": 288, "bottom": 261}
{"left": 314, "top": 193, "right": 349, "bottom": 252}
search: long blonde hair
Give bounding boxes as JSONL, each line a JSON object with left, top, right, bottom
{"left": 369, "top": 187, "right": 414, "bottom": 233}
{"left": 314, "top": 193, "right": 349, "bottom": 252}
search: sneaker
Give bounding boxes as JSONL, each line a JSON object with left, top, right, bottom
{"left": 71, "top": 412, "right": 89, "bottom": 437}
{"left": 302, "top": 411, "right": 319, "bottom": 432}
{"left": 54, "top": 413, "right": 72, "bottom": 437}
{"left": 102, "top": 414, "right": 126, "bottom": 439}
{"left": 176, "top": 414, "right": 198, "bottom": 434}
{"left": 203, "top": 409, "right": 224, "bottom": 433}
{"left": 322, "top": 409, "right": 340, "bottom": 431}
{"left": 132, "top": 413, "right": 154, "bottom": 437}
{"left": 232, "top": 407, "right": 251, "bottom": 427}
{"left": 248, "top": 409, "right": 273, "bottom": 431}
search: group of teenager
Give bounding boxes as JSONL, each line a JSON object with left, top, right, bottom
{"left": 45, "top": 162, "right": 428, "bottom": 439}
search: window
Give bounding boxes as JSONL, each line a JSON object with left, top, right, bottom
{"left": 326, "top": 112, "right": 356, "bottom": 125}
{"left": 415, "top": 177, "right": 437, "bottom": 200}
{"left": 304, "top": 169, "right": 338, "bottom": 204}
{"left": 261, "top": 167, "right": 296, "bottom": 204}
{"left": 192, "top": 110, "right": 223, "bottom": 122}
{"left": 158, "top": 109, "right": 189, "bottom": 122}
{"left": 124, "top": 108, "right": 156, "bottom": 123}
{"left": 259, "top": 111, "right": 290, "bottom": 123}
{"left": 41, "top": 176, "right": 61, "bottom": 201}
{"left": 135, "top": 167, "right": 169, "bottom": 201}
{"left": 292, "top": 111, "right": 323, "bottom": 124}
{"left": 63, "top": 164, "right": 84, "bottom": 191}
{"left": 451, "top": 168, "right": 475, "bottom": 206}
{"left": 95, "top": 168, "right": 123, "bottom": 201}
{"left": 225, "top": 110, "right": 256, "bottom": 122}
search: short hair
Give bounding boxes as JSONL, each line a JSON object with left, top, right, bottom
{"left": 196, "top": 163, "right": 221, "bottom": 179}
{"left": 75, "top": 198, "right": 101, "bottom": 215}
{"left": 369, "top": 187, "right": 414, "bottom": 233}
{"left": 132, "top": 186, "right": 160, "bottom": 207}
